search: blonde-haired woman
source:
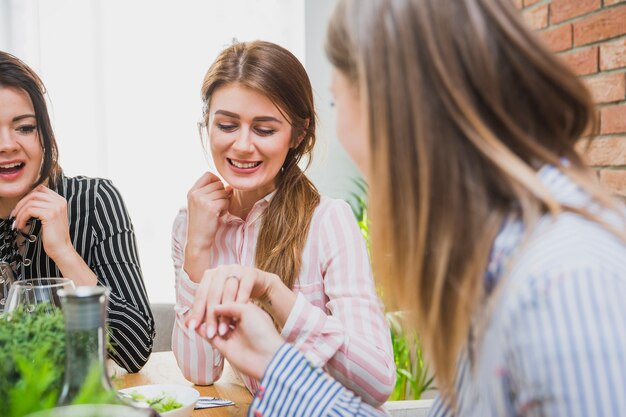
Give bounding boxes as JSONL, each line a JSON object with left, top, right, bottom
{"left": 173, "top": 40, "right": 394, "bottom": 406}
{"left": 201, "top": 1, "right": 626, "bottom": 416}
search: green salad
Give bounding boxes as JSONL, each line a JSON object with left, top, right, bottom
{"left": 129, "top": 391, "right": 183, "bottom": 413}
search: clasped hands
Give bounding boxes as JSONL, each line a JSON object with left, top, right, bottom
{"left": 184, "top": 265, "right": 285, "bottom": 380}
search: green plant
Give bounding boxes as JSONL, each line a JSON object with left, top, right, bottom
{"left": 387, "top": 312, "right": 434, "bottom": 400}
{"left": 0, "top": 304, "right": 117, "bottom": 417}
{"left": 0, "top": 303, "right": 66, "bottom": 416}
{"left": 347, "top": 178, "right": 434, "bottom": 400}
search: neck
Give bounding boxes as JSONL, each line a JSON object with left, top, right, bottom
{"left": 0, "top": 197, "right": 20, "bottom": 218}
{"left": 230, "top": 185, "right": 276, "bottom": 220}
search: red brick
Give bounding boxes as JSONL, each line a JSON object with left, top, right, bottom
{"left": 577, "top": 137, "right": 626, "bottom": 165}
{"left": 574, "top": 7, "right": 626, "bottom": 46}
{"left": 601, "top": 104, "right": 626, "bottom": 134}
{"left": 604, "top": 0, "right": 626, "bottom": 5}
{"left": 550, "top": 0, "right": 601, "bottom": 24}
{"left": 599, "top": 169, "right": 626, "bottom": 196}
{"left": 523, "top": 4, "right": 549, "bottom": 30}
{"left": 584, "top": 73, "right": 626, "bottom": 103}
{"left": 560, "top": 46, "right": 599, "bottom": 75}
{"left": 541, "top": 24, "right": 573, "bottom": 52}
{"left": 600, "top": 37, "right": 626, "bottom": 70}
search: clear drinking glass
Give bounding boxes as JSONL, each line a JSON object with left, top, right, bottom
{"left": 4, "top": 278, "right": 75, "bottom": 314}
{"left": 0, "top": 261, "right": 16, "bottom": 312}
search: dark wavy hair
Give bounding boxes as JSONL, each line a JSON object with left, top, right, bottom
{"left": 0, "top": 51, "right": 62, "bottom": 187}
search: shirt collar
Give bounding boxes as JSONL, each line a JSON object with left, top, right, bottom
{"left": 223, "top": 189, "right": 278, "bottom": 224}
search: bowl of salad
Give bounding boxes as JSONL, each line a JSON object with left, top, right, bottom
{"left": 118, "top": 384, "right": 200, "bottom": 417}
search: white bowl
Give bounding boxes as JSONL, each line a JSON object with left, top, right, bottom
{"left": 119, "top": 384, "right": 200, "bottom": 417}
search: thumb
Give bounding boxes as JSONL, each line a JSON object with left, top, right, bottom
{"left": 209, "top": 333, "right": 228, "bottom": 353}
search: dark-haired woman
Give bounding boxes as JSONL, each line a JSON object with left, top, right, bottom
{"left": 0, "top": 51, "right": 154, "bottom": 373}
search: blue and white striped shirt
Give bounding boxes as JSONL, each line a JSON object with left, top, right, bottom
{"left": 248, "top": 165, "right": 626, "bottom": 417}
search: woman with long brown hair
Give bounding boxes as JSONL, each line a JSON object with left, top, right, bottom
{"left": 173, "top": 40, "right": 395, "bottom": 406}
{"left": 199, "top": 1, "right": 626, "bottom": 416}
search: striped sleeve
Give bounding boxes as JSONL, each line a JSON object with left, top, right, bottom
{"left": 90, "top": 179, "right": 155, "bottom": 373}
{"left": 503, "top": 266, "right": 626, "bottom": 417}
{"left": 250, "top": 343, "right": 387, "bottom": 417}
{"left": 170, "top": 208, "right": 224, "bottom": 385}
{"left": 280, "top": 201, "right": 395, "bottom": 406}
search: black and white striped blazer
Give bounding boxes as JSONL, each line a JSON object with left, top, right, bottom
{"left": 0, "top": 174, "right": 155, "bottom": 372}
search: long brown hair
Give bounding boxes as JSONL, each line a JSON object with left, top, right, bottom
{"left": 201, "top": 41, "right": 320, "bottom": 289}
{"left": 327, "top": 0, "right": 624, "bottom": 402}
{"left": 0, "top": 51, "right": 62, "bottom": 187}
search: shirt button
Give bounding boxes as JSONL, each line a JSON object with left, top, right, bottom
{"left": 28, "top": 234, "right": 37, "bottom": 242}
{"left": 22, "top": 259, "right": 31, "bottom": 266}
{"left": 256, "top": 386, "right": 265, "bottom": 400}
{"left": 254, "top": 411, "right": 263, "bottom": 417}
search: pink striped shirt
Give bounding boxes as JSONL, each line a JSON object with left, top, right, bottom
{"left": 171, "top": 194, "right": 395, "bottom": 406}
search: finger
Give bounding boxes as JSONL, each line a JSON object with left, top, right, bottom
{"left": 218, "top": 275, "right": 240, "bottom": 336}
{"left": 13, "top": 204, "right": 50, "bottom": 230}
{"left": 204, "top": 273, "right": 228, "bottom": 338}
{"left": 10, "top": 189, "right": 41, "bottom": 218}
{"left": 207, "top": 189, "right": 231, "bottom": 201}
{"left": 235, "top": 270, "right": 255, "bottom": 304}
{"left": 213, "top": 302, "right": 247, "bottom": 321}
{"left": 190, "top": 171, "right": 221, "bottom": 190}
{"left": 209, "top": 332, "right": 228, "bottom": 353}
{"left": 185, "top": 272, "right": 212, "bottom": 332}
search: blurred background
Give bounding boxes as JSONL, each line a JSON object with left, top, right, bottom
{"left": 0, "top": 0, "right": 360, "bottom": 303}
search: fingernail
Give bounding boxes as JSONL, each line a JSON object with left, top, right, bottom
{"left": 207, "top": 325, "right": 216, "bottom": 339}
{"left": 199, "top": 323, "right": 207, "bottom": 338}
{"left": 11, "top": 221, "right": 15, "bottom": 230}
{"left": 188, "top": 319, "right": 197, "bottom": 332}
{"left": 218, "top": 322, "right": 228, "bottom": 336}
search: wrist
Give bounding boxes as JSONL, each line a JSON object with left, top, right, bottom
{"left": 257, "top": 338, "right": 285, "bottom": 381}
{"left": 48, "top": 242, "right": 79, "bottom": 267}
{"left": 183, "top": 245, "right": 213, "bottom": 283}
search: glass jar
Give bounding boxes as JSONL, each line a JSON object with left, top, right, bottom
{"left": 57, "top": 286, "right": 114, "bottom": 405}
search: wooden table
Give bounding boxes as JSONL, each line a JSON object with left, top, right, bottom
{"left": 109, "top": 352, "right": 252, "bottom": 417}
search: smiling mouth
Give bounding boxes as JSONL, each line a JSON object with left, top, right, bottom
{"left": 228, "top": 159, "right": 262, "bottom": 169}
{"left": 0, "top": 162, "right": 25, "bottom": 174}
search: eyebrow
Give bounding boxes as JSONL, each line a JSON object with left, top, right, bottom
{"left": 214, "top": 110, "right": 282, "bottom": 124}
{"left": 13, "top": 114, "right": 36, "bottom": 122}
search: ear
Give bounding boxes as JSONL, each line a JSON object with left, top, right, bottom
{"left": 292, "top": 118, "right": 310, "bottom": 148}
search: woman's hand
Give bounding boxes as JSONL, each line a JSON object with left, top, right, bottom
{"left": 185, "top": 265, "right": 278, "bottom": 338}
{"left": 12, "top": 184, "right": 73, "bottom": 260}
{"left": 11, "top": 184, "right": 97, "bottom": 286}
{"left": 209, "top": 302, "right": 284, "bottom": 381}
{"left": 184, "top": 172, "right": 232, "bottom": 282}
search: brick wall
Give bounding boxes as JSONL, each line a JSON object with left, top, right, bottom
{"left": 514, "top": 0, "right": 626, "bottom": 197}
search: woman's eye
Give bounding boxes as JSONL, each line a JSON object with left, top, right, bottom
{"left": 16, "top": 124, "right": 37, "bottom": 134}
{"left": 255, "top": 127, "right": 275, "bottom": 136}
{"left": 217, "top": 123, "right": 237, "bottom": 132}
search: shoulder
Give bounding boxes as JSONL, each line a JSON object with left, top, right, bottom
{"left": 312, "top": 196, "right": 356, "bottom": 222}
{"left": 57, "top": 174, "right": 121, "bottom": 198}
{"left": 497, "top": 211, "right": 626, "bottom": 326}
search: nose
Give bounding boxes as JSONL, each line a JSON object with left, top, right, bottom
{"left": 0, "top": 127, "right": 20, "bottom": 153}
{"left": 231, "top": 126, "right": 254, "bottom": 153}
